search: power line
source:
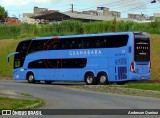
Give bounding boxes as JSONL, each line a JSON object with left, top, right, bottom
{"left": 76, "top": 0, "right": 133, "bottom": 11}
{"left": 109, "top": 2, "right": 148, "bottom": 10}
{"left": 71, "top": 0, "right": 152, "bottom": 18}
{"left": 5, "top": 1, "right": 153, "bottom": 14}
{"left": 6, "top": 1, "right": 158, "bottom": 19}
{"left": 121, "top": 2, "right": 151, "bottom": 14}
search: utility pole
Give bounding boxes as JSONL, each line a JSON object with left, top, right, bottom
{"left": 151, "top": 0, "right": 156, "bottom": 3}
{"left": 71, "top": 4, "right": 73, "bottom": 13}
{"left": 114, "top": 14, "right": 117, "bottom": 32}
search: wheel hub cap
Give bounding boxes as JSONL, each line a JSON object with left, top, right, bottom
{"left": 100, "top": 76, "right": 106, "bottom": 83}
{"left": 29, "top": 75, "right": 33, "bottom": 81}
{"left": 87, "top": 76, "right": 93, "bottom": 83}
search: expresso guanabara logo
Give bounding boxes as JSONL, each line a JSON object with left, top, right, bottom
{"left": 69, "top": 49, "right": 102, "bottom": 56}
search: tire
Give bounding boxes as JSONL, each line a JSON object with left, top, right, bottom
{"left": 45, "top": 81, "right": 53, "bottom": 84}
{"left": 27, "top": 73, "right": 35, "bottom": 83}
{"left": 98, "top": 73, "right": 109, "bottom": 85}
{"left": 85, "top": 73, "right": 98, "bottom": 85}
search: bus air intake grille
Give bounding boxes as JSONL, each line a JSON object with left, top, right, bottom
{"left": 118, "top": 67, "right": 127, "bottom": 80}
{"left": 115, "top": 58, "right": 127, "bottom": 65}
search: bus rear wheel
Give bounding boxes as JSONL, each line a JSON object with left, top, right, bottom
{"left": 27, "top": 73, "right": 35, "bottom": 83}
{"left": 98, "top": 73, "right": 109, "bottom": 85}
{"left": 85, "top": 73, "right": 97, "bottom": 85}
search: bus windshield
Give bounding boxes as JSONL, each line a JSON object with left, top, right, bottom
{"left": 134, "top": 33, "right": 150, "bottom": 62}
{"left": 14, "top": 40, "right": 31, "bottom": 69}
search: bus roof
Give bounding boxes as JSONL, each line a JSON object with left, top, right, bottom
{"left": 31, "top": 32, "right": 141, "bottom": 41}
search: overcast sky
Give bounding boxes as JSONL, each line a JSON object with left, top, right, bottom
{"left": 1, "top": 0, "right": 160, "bottom": 18}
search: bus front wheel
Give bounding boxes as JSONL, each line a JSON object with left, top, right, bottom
{"left": 27, "top": 73, "right": 35, "bottom": 83}
{"left": 98, "top": 73, "right": 109, "bottom": 85}
{"left": 85, "top": 73, "right": 97, "bottom": 85}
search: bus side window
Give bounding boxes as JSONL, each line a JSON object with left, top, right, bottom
{"left": 79, "top": 38, "right": 90, "bottom": 48}
{"left": 79, "top": 40, "right": 85, "bottom": 48}
{"left": 72, "top": 38, "right": 79, "bottom": 49}
{"left": 37, "top": 60, "right": 45, "bottom": 68}
{"left": 28, "top": 40, "right": 46, "bottom": 53}
{"left": 37, "top": 41, "right": 46, "bottom": 50}
{"left": 16, "top": 40, "right": 31, "bottom": 53}
{"left": 46, "top": 59, "right": 60, "bottom": 68}
{"left": 69, "top": 40, "right": 75, "bottom": 49}
{"left": 87, "top": 37, "right": 94, "bottom": 48}
{"left": 61, "top": 39, "right": 69, "bottom": 49}
{"left": 48, "top": 42, "right": 60, "bottom": 50}
{"left": 96, "top": 39, "right": 103, "bottom": 48}
{"left": 53, "top": 43, "right": 59, "bottom": 50}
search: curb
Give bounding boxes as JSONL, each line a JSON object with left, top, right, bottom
{"left": 20, "top": 98, "right": 44, "bottom": 109}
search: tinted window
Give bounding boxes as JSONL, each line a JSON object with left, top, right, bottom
{"left": 28, "top": 59, "right": 46, "bottom": 68}
{"left": 62, "top": 58, "right": 87, "bottom": 68}
{"left": 47, "top": 42, "right": 62, "bottom": 50}
{"left": 45, "top": 59, "right": 61, "bottom": 68}
{"left": 47, "top": 35, "right": 128, "bottom": 50}
{"left": 104, "top": 35, "right": 128, "bottom": 48}
{"left": 15, "top": 40, "right": 31, "bottom": 69}
{"left": 27, "top": 35, "right": 128, "bottom": 52}
{"left": 16, "top": 40, "right": 31, "bottom": 53}
{"left": 28, "top": 40, "right": 47, "bottom": 53}
{"left": 134, "top": 36, "right": 150, "bottom": 62}
{"left": 14, "top": 53, "right": 25, "bottom": 69}
{"left": 28, "top": 58, "right": 87, "bottom": 68}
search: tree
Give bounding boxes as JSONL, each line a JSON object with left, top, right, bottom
{"left": 0, "top": 6, "right": 8, "bottom": 20}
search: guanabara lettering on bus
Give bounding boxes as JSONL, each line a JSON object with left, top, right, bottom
{"left": 8, "top": 32, "right": 151, "bottom": 85}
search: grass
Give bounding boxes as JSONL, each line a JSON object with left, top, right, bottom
{"left": 121, "top": 83, "right": 160, "bottom": 91}
{"left": 20, "top": 93, "right": 32, "bottom": 97}
{"left": 0, "top": 97, "right": 42, "bottom": 109}
{"left": 150, "top": 34, "right": 160, "bottom": 80}
{"left": 0, "top": 39, "right": 20, "bottom": 78}
{"left": 1, "top": 20, "right": 160, "bottom": 39}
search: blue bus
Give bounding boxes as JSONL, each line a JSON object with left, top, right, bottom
{"left": 8, "top": 32, "right": 151, "bottom": 85}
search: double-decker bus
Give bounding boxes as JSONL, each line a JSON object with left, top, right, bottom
{"left": 8, "top": 32, "right": 151, "bottom": 85}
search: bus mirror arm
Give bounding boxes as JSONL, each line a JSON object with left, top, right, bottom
{"left": 7, "top": 52, "right": 19, "bottom": 63}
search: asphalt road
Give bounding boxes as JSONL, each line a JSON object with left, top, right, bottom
{"left": 0, "top": 80, "right": 160, "bottom": 118}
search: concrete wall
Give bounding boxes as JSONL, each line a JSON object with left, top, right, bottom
{"left": 34, "top": 6, "right": 48, "bottom": 14}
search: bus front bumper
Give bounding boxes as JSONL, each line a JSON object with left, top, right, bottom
{"left": 13, "top": 69, "right": 26, "bottom": 80}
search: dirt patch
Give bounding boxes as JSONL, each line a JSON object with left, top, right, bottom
{"left": 0, "top": 39, "right": 17, "bottom": 47}
{"left": 0, "top": 75, "right": 12, "bottom": 80}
